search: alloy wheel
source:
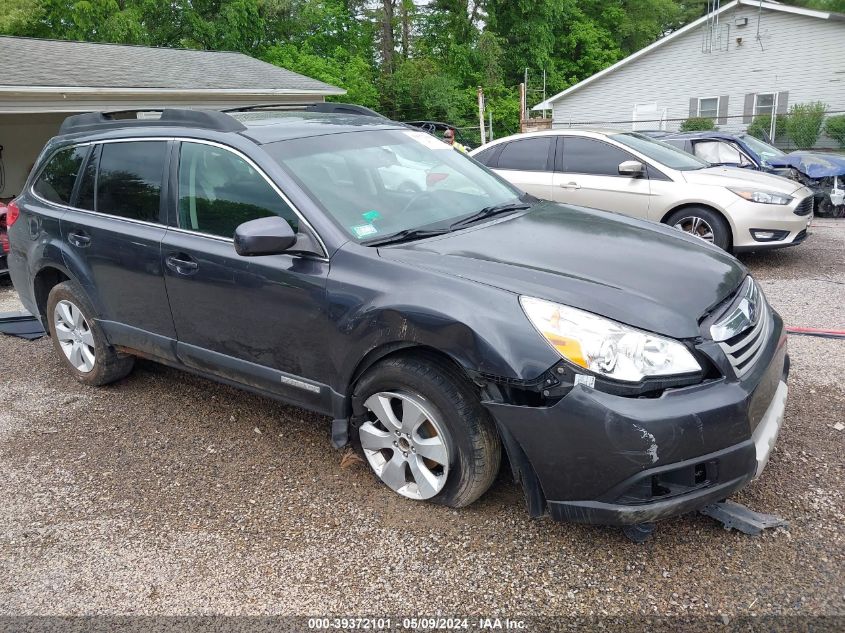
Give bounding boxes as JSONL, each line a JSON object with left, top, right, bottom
{"left": 673, "top": 216, "right": 715, "bottom": 243}
{"left": 359, "top": 391, "right": 450, "bottom": 500}
{"left": 53, "top": 299, "right": 96, "bottom": 373}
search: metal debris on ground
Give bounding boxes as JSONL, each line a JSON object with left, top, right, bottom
{"left": 0, "top": 311, "right": 45, "bottom": 340}
{"left": 699, "top": 500, "right": 788, "bottom": 535}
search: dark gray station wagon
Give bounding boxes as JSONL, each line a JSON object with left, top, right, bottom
{"left": 6, "top": 107, "right": 789, "bottom": 534}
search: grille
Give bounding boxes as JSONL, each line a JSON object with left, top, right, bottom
{"left": 794, "top": 229, "right": 808, "bottom": 243}
{"left": 717, "top": 297, "right": 772, "bottom": 379}
{"left": 794, "top": 196, "right": 813, "bottom": 216}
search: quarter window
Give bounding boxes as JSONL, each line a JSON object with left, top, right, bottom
{"left": 472, "top": 146, "right": 498, "bottom": 167}
{"left": 177, "top": 142, "right": 298, "bottom": 239}
{"left": 97, "top": 141, "right": 167, "bottom": 222}
{"left": 697, "top": 97, "right": 719, "bottom": 119}
{"left": 76, "top": 145, "right": 98, "bottom": 211}
{"left": 32, "top": 146, "right": 88, "bottom": 205}
{"left": 561, "top": 137, "right": 637, "bottom": 176}
{"left": 496, "top": 137, "right": 552, "bottom": 172}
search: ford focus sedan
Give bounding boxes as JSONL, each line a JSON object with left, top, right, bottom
{"left": 470, "top": 129, "right": 813, "bottom": 252}
{"left": 7, "top": 108, "right": 788, "bottom": 529}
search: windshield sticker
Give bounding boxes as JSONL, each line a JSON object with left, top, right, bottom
{"left": 403, "top": 130, "right": 451, "bottom": 150}
{"left": 362, "top": 210, "right": 381, "bottom": 223}
{"left": 352, "top": 224, "right": 378, "bottom": 239}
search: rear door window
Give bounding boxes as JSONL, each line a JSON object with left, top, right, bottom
{"left": 177, "top": 141, "right": 298, "bottom": 239}
{"left": 561, "top": 137, "right": 637, "bottom": 176}
{"left": 496, "top": 137, "right": 553, "bottom": 171}
{"left": 97, "top": 141, "right": 167, "bottom": 222}
{"left": 32, "top": 146, "right": 88, "bottom": 205}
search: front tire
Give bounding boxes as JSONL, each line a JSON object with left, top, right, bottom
{"left": 666, "top": 207, "right": 731, "bottom": 251}
{"left": 353, "top": 355, "right": 501, "bottom": 508}
{"left": 46, "top": 281, "right": 134, "bottom": 386}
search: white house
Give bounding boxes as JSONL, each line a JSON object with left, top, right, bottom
{"left": 533, "top": 0, "right": 845, "bottom": 140}
{"left": 0, "top": 36, "right": 345, "bottom": 200}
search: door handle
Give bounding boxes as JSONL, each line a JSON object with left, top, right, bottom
{"left": 67, "top": 231, "right": 91, "bottom": 248}
{"left": 165, "top": 253, "right": 199, "bottom": 275}
{"left": 559, "top": 182, "right": 581, "bottom": 190}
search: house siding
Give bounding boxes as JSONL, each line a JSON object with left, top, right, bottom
{"left": 549, "top": 5, "right": 845, "bottom": 144}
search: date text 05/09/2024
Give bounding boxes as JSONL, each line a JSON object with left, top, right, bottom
{"left": 307, "top": 617, "right": 528, "bottom": 630}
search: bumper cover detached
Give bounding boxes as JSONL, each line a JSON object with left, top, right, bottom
{"left": 484, "top": 331, "right": 789, "bottom": 526}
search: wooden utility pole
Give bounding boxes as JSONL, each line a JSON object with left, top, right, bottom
{"left": 519, "top": 82, "right": 526, "bottom": 133}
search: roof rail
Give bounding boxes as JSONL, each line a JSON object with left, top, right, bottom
{"left": 58, "top": 109, "right": 247, "bottom": 136}
{"left": 222, "top": 102, "right": 387, "bottom": 118}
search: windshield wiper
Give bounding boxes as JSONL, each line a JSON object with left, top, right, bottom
{"left": 362, "top": 227, "right": 450, "bottom": 247}
{"left": 449, "top": 202, "right": 531, "bottom": 230}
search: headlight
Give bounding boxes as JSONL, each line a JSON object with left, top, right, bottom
{"left": 520, "top": 297, "right": 701, "bottom": 382}
{"left": 728, "top": 188, "right": 793, "bottom": 205}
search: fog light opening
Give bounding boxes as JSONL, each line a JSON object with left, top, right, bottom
{"left": 750, "top": 228, "right": 789, "bottom": 242}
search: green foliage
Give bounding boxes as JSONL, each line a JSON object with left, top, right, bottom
{"left": 747, "top": 114, "right": 788, "bottom": 143}
{"left": 680, "top": 117, "right": 716, "bottom": 132}
{"left": 785, "top": 102, "right": 827, "bottom": 149}
{"left": 824, "top": 115, "right": 845, "bottom": 149}
{"left": 264, "top": 43, "right": 380, "bottom": 108}
{"left": 0, "top": 0, "right": 698, "bottom": 137}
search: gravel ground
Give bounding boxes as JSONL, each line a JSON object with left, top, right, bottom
{"left": 0, "top": 222, "right": 843, "bottom": 625}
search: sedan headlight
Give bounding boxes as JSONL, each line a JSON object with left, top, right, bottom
{"left": 520, "top": 296, "right": 701, "bottom": 382}
{"left": 728, "top": 188, "right": 793, "bottom": 205}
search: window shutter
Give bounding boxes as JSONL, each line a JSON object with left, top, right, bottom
{"left": 717, "top": 95, "right": 729, "bottom": 125}
{"left": 689, "top": 98, "right": 698, "bottom": 118}
{"left": 743, "top": 93, "right": 755, "bottom": 124}
{"left": 776, "top": 91, "right": 789, "bottom": 114}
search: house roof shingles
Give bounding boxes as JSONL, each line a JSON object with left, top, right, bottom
{"left": 0, "top": 36, "right": 343, "bottom": 94}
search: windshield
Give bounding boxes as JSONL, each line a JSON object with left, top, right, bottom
{"left": 264, "top": 129, "right": 521, "bottom": 242}
{"left": 611, "top": 132, "right": 710, "bottom": 171}
{"left": 737, "top": 134, "right": 785, "bottom": 162}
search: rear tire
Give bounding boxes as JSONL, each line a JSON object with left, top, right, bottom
{"left": 46, "top": 281, "right": 134, "bottom": 386}
{"left": 353, "top": 355, "right": 501, "bottom": 508}
{"left": 666, "top": 207, "right": 731, "bottom": 251}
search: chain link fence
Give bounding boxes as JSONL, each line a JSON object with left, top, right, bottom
{"left": 544, "top": 109, "right": 845, "bottom": 153}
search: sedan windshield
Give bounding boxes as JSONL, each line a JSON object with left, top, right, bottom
{"left": 737, "top": 134, "right": 785, "bottom": 163}
{"left": 264, "top": 129, "right": 522, "bottom": 242}
{"left": 611, "top": 132, "right": 710, "bottom": 171}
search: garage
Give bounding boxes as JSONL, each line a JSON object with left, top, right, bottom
{"left": 0, "top": 35, "right": 344, "bottom": 201}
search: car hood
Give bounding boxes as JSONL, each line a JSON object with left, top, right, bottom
{"left": 682, "top": 166, "right": 804, "bottom": 194}
{"left": 766, "top": 151, "right": 845, "bottom": 179}
{"left": 378, "top": 202, "right": 746, "bottom": 339}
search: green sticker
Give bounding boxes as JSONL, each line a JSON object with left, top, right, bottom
{"left": 362, "top": 210, "right": 381, "bottom": 222}
{"left": 352, "top": 224, "right": 378, "bottom": 238}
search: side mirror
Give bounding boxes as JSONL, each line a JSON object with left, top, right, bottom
{"left": 618, "top": 160, "right": 646, "bottom": 178}
{"left": 234, "top": 216, "right": 297, "bottom": 256}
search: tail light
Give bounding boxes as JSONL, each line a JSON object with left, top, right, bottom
{"left": 6, "top": 200, "right": 20, "bottom": 227}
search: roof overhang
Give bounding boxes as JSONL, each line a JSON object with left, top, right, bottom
{"left": 0, "top": 85, "right": 347, "bottom": 114}
{"left": 533, "top": 0, "right": 838, "bottom": 111}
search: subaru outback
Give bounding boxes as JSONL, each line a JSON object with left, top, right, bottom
{"left": 6, "top": 107, "right": 789, "bottom": 528}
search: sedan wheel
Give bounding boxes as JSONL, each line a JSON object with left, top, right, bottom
{"left": 53, "top": 299, "right": 96, "bottom": 373}
{"left": 359, "top": 391, "right": 450, "bottom": 500}
{"left": 673, "top": 216, "right": 715, "bottom": 243}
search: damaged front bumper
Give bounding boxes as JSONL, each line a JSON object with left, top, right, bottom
{"left": 483, "top": 324, "right": 789, "bottom": 526}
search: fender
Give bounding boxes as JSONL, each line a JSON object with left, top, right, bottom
{"left": 325, "top": 245, "right": 560, "bottom": 396}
